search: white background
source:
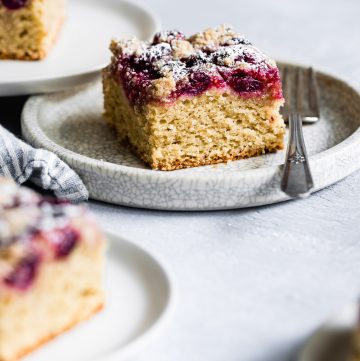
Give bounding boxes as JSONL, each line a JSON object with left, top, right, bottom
{"left": 90, "top": 1, "right": 360, "bottom": 360}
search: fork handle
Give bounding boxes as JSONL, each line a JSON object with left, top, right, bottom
{"left": 281, "top": 113, "right": 314, "bottom": 198}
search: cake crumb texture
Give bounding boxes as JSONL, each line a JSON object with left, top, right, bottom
{"left": 0, "top": 0, "right": 65, "bottom": 60}
{"left": 0, "top": 239, "right": 105, "bottom": 361}
{"left": 103, "top": 74, "right": 284, "bottom": 171}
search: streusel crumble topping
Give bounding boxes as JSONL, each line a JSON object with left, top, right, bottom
{"left": 109, "top": 25, "right": 282, "bottom": 105}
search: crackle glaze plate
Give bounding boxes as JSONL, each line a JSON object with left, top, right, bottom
{"left": 297, "top": 302, "right": 357, "bottom": 361}
{"left": 21, "top": 63, "right": 360, "bottom": 210}
{"left": 0, "top": 0, "right": 160, "bottom": 96}
{"left": 25, "top": 232, "right": 175, "bottom": 361}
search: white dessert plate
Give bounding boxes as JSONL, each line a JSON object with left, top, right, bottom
{"left": 0, "top": 0, "right": 161, "bottom": 96}
{"left": 297, "top": 302, "right": 357, "bottom": 361}
{"left": 22, "top": 63, "right": 360, "bottom": 210}
{"left": 24, "top": 232, "right": 175, "bottom": 361}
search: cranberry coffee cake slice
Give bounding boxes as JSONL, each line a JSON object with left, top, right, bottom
{"left": 103, "top": 25, "right": 285, "bottom": 170}
{"left": 0, "top": 0, "right": 65, "bottom": 60}
{"left": 0, "top": 178, "right": 105, "bottom": 361}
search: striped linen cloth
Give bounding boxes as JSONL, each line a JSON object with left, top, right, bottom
{"left": 0, "top": 125, "right": 88, "bottom": 203}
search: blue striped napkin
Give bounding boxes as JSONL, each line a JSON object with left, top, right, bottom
{"left": 0, "top": 125, "right": 88, "bottom": 203}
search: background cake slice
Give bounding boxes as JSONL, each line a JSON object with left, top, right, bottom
{"left": 103, "top": 25, "right": 285, "bottom": 171}
{"left": 0, "top": 179, "right": 105, "bottom": 361}
{"left": 0, "top": 0, "right": 65, "bottom": 60}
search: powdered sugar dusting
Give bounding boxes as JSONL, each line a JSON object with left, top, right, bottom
{"left": 158, "top": 60, "right": 187, "bottom": 80}
{"left": 138, "top": 43, "right": 172, "bottom": 63}
{"left": 210, "top": 44, "right": 271, "bottom": 72}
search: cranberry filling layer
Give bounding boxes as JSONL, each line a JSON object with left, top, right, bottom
{"left": 112, "top": 27, "right": 283, "bottom": 105}
{"left": 1, "top": 0, "right": 28, "bottom": 10}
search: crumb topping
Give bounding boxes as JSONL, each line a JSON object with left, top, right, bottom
{"left": 109, "top": 25, "right": 282, "bottom": 105}
{"left": 152, "top": 75, "right": 177, "bottom": 98}
{"left": 171, "top": 39, "right": 195, "bottom": 59}
{"left": 189, "top": 24, "right": 247, "bottom": 50}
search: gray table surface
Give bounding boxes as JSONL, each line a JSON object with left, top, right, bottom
{"left": 88, "top": 1, "right": 360, "bottom": 360}
{"left": 3, "top": 0, "right": 360, "bottom": 360}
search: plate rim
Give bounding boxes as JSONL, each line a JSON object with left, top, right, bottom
{"left": 97, "top": 230, "right": 176, "bottom": 361}
{"left": 21, "top": 61, "right": 360, "bottom": 209}
{"left": 0, "top": 0, "right": 162, "bottom": 94}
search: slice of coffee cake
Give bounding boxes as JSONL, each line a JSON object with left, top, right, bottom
{"left": 0, "top": 179, "right": 105, "bottom": 361}
{"left": 103, "top": 25, "right": 285, "bottom": 171}
{"left": 0, "top": 0, "right": 65, "bottom": 60}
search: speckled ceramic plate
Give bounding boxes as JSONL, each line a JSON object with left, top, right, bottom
{"left": 21, "top": 63, "right": 360, "bottom": 210}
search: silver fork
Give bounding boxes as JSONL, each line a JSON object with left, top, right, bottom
{"left": 280, "top": 66, "right": 320, "bottom": 198}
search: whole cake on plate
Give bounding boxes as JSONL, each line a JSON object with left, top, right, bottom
{"left": 0, "top": 178, "right": 105, "bottom": 361}
{"left": 103, "top": 25, "right": 285, "bottom": 171}
{"left": 0, "top": 0, "right": 65, "bottom": 60}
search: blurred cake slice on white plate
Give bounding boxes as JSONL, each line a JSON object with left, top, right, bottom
{"left": 0, "top": 178, "right": 106, "bottom": 361}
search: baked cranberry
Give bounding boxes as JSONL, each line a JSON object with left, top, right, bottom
{"left": 4, "top": 254, "right": 39, "bottom": 290}
{"left": 235, "top": 53, "right": 256, "bottom": 65}
{"left": 130, "top": 60, "right": 160, "bottom": 80}
{"left": 131, "top": 58, "right": 147, "bottom": 71}
{"left": 226, "top": 71, "right": 264, "bottom": 93}
{"left": 48, "top": 228, "right": 80, "bottom": 259}
{"left": 185, "top": 53, "right": 209, "bottom": 68}
{"left": 180, "top": 72, "right": 212, "bottom": 96}
{"left": 45, "top": 227, "right": 80, "bottom": 259}
{"left": 1, "top": 0, "right": 28, "bottom": 10}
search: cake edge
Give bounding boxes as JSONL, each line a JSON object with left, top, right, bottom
{"left": 1, "top": 302, "right": 104, "bottom": 361}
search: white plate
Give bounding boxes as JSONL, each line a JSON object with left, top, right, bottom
{"left": 21, "top": 63, "right": 360, "bottom": 210}
{"left": 298, "top": 303, "right": 357, "bottom": 361}
{"left": 25, "top": 232, "right": 175, "bottom": 361}
{"left": 0, "top": 0, "right": 161, "bottom": 96}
